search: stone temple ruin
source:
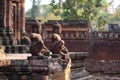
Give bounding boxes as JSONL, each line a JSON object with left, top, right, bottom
{"left": 0, "top": 0, "right": 87, "bottom": 80}
{"left": 0, "top": 0, "right": 120, "bottom": 80}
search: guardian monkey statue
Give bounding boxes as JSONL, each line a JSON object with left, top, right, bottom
{"left": 30, "top": 33, "right": 50, "bottom": 56}
{"left": 50, "top": 23, "right": 69, "bottom": 60}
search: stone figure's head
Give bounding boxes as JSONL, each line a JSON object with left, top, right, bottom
{"left": 53, "top": 22, "right": 62, "bottom": 34}
{"left": 30, "top": 33, "right": 43, "bottom": 44}
{"left": 52, "top": 33, "right": 61, "bottom": 41}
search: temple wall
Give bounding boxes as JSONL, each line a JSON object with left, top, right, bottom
{"left": 44, "top": 40, "right": 90, "bottom": 52}
{"left": 26, "top": 20, "right": 120, "bottom": 61}
{"left": 88, "top": 32, "right": 120, "bottom": 61}
{"left": 42, "top": 20, "right": 90, "bottom": 53}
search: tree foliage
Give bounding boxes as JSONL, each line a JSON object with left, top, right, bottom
{"left": 31, "top": 0, "right": 41, "bottom": 18}
{"left": 25, "top": 4, "right": 61, "bottom": 22}
{"left": 51, "top": 0, "right": 109, "bottom": 30}
{"left": 25, "top": 0, "right": 41, "bottom": 18}
{"left": 38, "top": 5, "right": 61, "bottom": 22}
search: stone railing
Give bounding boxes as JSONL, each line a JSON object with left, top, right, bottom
{"left": 92, "top": 31, "right": 120, "bottom": 40}
{"left": 45, "top": 31, "right": 88, "bottom": 40}
{"left": 61, "top": 31, "right": 88, "bottom": 40}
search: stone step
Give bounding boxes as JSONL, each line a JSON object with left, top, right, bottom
{"left": 0, "top": 54, "right": 31, "bottom": 60}
{"left": 5, "top": 45, "right": 30, "bottom": 53}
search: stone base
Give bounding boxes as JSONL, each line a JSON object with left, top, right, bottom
{"left": 31, "top": 73, "right": 49, "bottom": 80}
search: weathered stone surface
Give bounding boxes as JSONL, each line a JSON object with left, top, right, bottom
{"left": 81, "top": 76, "right": 120, "bottom": 80}
{"left": 85, "top": 60, "right": 120, "bottom": 74}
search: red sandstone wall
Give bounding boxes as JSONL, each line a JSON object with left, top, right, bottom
{"left": 88, "top": 41, "right": 120, "bottom": 60}
{"left": 44, "top": 39, "right": 90, "bottom": 52}
{"left": 45, "top": 39, "right": 120, "bottom": 61}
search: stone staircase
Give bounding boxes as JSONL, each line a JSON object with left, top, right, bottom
{"left": 0, "top": 27, "right": 29, "bottom": 53}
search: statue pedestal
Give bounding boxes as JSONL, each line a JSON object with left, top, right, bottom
{"left": 31, "top": 73, "right": 49, "bottom": 80}
{"left": 28, "top": 55, "right": 71, "bottom": 80}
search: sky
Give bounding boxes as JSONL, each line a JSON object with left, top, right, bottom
{"left": 25, "top": 0, "right": 120, "bottom": 12}
{"left": 25, "top": 0, "right": 53, "bottom": 12}
{"left": 108, "top": 0, "right": 120, "bottom": 13}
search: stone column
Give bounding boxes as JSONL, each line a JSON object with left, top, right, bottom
{"left": 7, "top": 1, "right": 12, "bottom": 28}
{"left": 6, "top": 1, "right": 9, "bottom": 27}
{"left": 0, "top": 0, "right": 6, "bottom": 28}
{"left": 5, "top": 0, "right": 12, "bottom": 28}
{"left": 17, "top": 3, "right": 21, "bottom": 44}
{"left": 65, "top": 31, "right": 69, "bottom": 38}
{"left": 4, "top": 0, "right": 6, "bottom": 28}
{"left": 76, "top": 31, "right": 79, "bottom": 38}
{"left": 20, "top": 0, "right": 25, "bottom": 33}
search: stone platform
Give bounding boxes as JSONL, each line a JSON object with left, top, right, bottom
{"left": 0, "top": 52, "right": 120, "bottom": 80}
{"left": 4, "top": 54, "right": 31, "bottom": 60}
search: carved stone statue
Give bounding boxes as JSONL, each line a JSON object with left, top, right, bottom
{"left": 51, "top": 22, "right": 70, "bottom": 60}
{"left": 21, "top": 32, "right": 31, "bottom": 46}
{"left": 30, "top": 33, "right": 50, "bottom": 56}
{"left": 31, "top": 18, "right": 42, "bottom": 34}
{"left": 50, "top": 24, "right": 71, "bottom": 80}
{"left": 50, "top": 33, "right": 69, "bottom": 59}
{"left": 52, "top": 23, "right": 62, "bottom": 35}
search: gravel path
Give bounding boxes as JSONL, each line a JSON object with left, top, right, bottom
{"left": 71, "top": 69, "right": 120, "bottom": 80}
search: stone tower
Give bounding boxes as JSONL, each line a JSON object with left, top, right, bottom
{"left": 0, "top": 0, "right": 25, "bottom": 43}
{"left": 0, "top": 0, "right": 29, "bottom": 53}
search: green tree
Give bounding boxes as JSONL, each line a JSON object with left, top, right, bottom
{"left": 26, "top": 0, "right": 41, "bottom": 18}
{"left": 39, "top": 5, "right": 61, "bottom": 22}
{"left": 25, "top": 4, "right": 61, "bottom": 22}
{"left": 51, "top": 0, "right": 109, "bottom": 31}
